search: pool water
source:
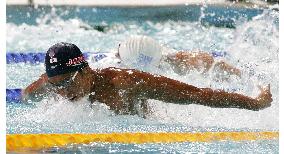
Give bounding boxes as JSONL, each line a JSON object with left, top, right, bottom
{"left": 6, "top": 4, "right": 279, "bottom": 153}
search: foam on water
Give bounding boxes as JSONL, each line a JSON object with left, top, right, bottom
{"left": 6, "top": 6, "right": 279, "bottom": 134}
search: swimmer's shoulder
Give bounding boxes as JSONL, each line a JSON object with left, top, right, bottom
{"left": 95, "top": 67, "right": 144, "bottom": 81}
{"left": 92, "top": 67, "right": 121, "bottom": 82}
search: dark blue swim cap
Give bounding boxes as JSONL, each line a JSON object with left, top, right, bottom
{"left": 45, "top": 42, "right": 88, "bottom": 77}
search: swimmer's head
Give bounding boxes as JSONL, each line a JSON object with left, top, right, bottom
{"left": 45, "top": 42, "right": 88, "bottom": 77}
{"left": 118, "top": 35, "right": 163, "bottom": 67}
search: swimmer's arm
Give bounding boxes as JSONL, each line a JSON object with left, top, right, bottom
{"left": 123, "top": 70, "right": 272, "bottom": 111}
{"left": 22, "top": 73, "right": 49, "bottom": 102}
{"left": 164, "top": 51, "right": 241, "bottom": 76}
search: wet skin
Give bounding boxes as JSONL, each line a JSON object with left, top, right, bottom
{"left": 23, "top": 66, "right": 272, "bottom": 115}
{"left": 87, "top": 67, "right": 272, "bottom": 113}
{"left": 165, "top": 51, "right": 241, "bottom": 76}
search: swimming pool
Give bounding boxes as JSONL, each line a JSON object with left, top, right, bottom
{"left": 6, "top": 3, "right": 279, "bottom": 153}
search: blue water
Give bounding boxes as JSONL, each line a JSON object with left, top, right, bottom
{"left": 6, "top": 4, "right": 279, "bottom": 153}
{"left": 41, "top": 140, "right": 278, "bottom": 153}
{"left": 7, "top": 5, "right": 264, "bottom": 27}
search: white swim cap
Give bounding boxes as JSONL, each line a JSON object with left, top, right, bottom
{"left": 118, "top": 35, "right": 163, "bottom": 67}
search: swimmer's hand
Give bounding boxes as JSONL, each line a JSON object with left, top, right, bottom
{"left": 21, "top": 89, "right": 28, "bottom": 102}
{"left": 21, "top": 88, "right": 38, "bottom": 102}
{"left": 255, "top": 84, "right": 272, "bottom": 110}
{"left": 21, "top": 87, "right": 48, "bottom": 102}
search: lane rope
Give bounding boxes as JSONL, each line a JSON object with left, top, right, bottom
{"left": 7, "top": 131, "right": 278, "bottom": 152}
{"left": 6, "top": 89, "right": 22, "bottom": 103}
{"left": 6, "top": 51, "right": 227, "bottom": 64}
{"left": 6, "top": 52, "right": 107, "bottom": 64}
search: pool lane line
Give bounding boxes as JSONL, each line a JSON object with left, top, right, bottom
{"left": 6, "top": 52, "right": 108, "bottom": 64}
{"left": 7, "top": 131, "right": 279, "bottom": 152}
{"left": 6, "top": 51, "right": 227, "bottom": 64}
{"left": 6, "top": 89, "right": 22, "bottom": 103}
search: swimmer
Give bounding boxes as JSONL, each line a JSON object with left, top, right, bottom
{"left": 116, "top": 35, "right": 241, "bottom": 78}
{"left": 22, "top": 42, "right": 272, "bottom": 116}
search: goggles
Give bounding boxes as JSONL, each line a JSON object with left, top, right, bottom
{"left": 48, "top": 71, "right": 78, "bottom": 88}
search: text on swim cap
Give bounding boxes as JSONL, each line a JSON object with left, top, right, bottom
{"left": 138, "top": 53, "right": 153, "bottom": 65}
{"left": 66, "top": 56, "right": 86, "bottom": 66}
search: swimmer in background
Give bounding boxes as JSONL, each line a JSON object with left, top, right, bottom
{"left": 22, "top": 42, "right": 272, "bottom": 117}
{"left": 114, "top": 35, "right": 241, "bottom": 78}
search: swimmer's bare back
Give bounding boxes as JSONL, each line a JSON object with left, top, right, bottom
{"left": 89, "top": 67, "right": 272, "bottom": 113}
{"left": 165, "top": 51, "right": 241, "bottom": 76}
